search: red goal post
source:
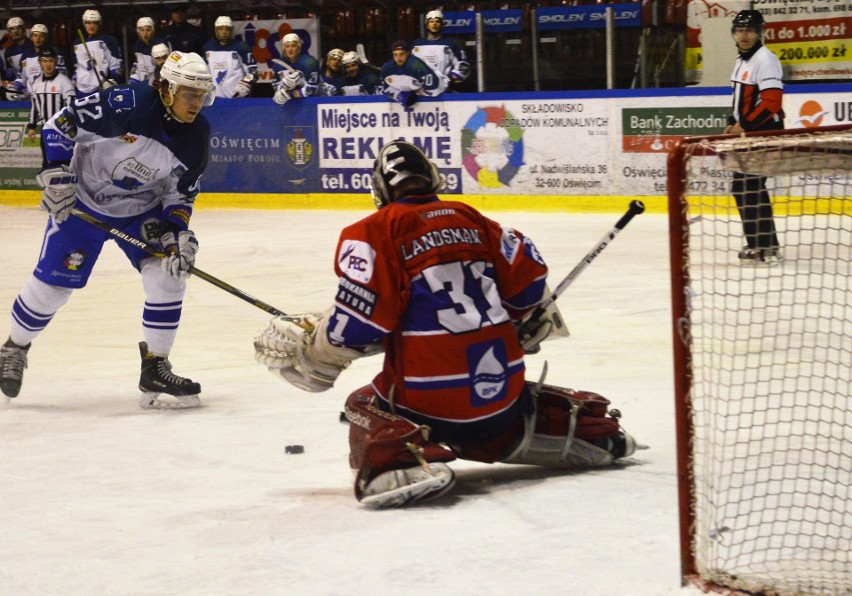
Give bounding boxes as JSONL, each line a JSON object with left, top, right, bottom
{"left": 667, "top": 125, "right": 852, "bottom": 595}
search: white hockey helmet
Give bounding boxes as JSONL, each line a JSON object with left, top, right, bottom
{"left": 160, "top": 51, "right": 215, "bottom": 107}
{"left": 282, "top": 33, "right": 302, "bottom": 46}
{"left": 82, "top": 9, "right": 101, "bottom": 23}
{"left": 151, "top": 43, "right": 170, "bottom": 59}
{"left": 7, "top": 17, "right": 25, "bottom": 29}
{"left": 214, "top": 16, "right": 233, "bottom": 29}
{"left": 371, "top": 140, "right": 442, "bottom": 209}
{"left": 342, "top": 51, "right": 359, "bottom": 66}
{"left": 31, "top": 23, "right": 48, "bottom": 35}
{"left": 425, "top": 9, "right": 444, "bottom": 23}
{"left": 137, "top": 17, "right": 155, "bottom": 30}
{"left": 327, "top": 48, "right": 344, "bottom": 61}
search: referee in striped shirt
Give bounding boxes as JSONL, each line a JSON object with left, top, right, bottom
{"left": 27, "top": 48, "right": 75, "bottom": 168}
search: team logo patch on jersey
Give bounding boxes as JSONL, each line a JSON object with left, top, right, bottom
{"left": 338, "top": 240, "right": 375, "bottom": 283}
{"left": 499, "top": 225, "right": 521, "bottom": 264}
{"left": 468, "top": 340, "right": 508, "bottom": 407}
{"left": 111, "top": 158, "right": 158, "bottom": 190}
{"left": 63, "top": 249, "right": 87, "bottom": 270}
{"left": 55, "top": 112, "right": 77, "bottom": 138}
{"left": 122, "top": 133, "right": 138, "bottom": 144}
{"left": 107, "top": 87, "right": 136, "bottom": 112}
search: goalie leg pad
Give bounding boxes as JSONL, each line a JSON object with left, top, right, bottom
{"left": 345, "top": 386, "right": 457, "bottom": 505}
{"left": 500, "top": 383, "right": 636, "bottom": 469}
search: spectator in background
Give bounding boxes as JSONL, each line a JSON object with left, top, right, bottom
{"left": 380, "top": 39, "right": 444, "bottom": 110}
{"left": 130, "top": 17, "right": 167, "bottom": 86}
{"left": 340, "top": 50, "right": 381, "bottom": 96}
{"left": 72, "top": 9, "right": 123, "bottom": 97}
{"left": 150, "top": 43, "right": 170, "bottom": 88}
{"left": 271, "top": 32, "right": 319, "bottom": 106}
{"left": 723, "top": 10, "right": 785, "bottom": 264}
{"left": 2, "top": 17, "right": 34, "bottom": 100}
{"left": 319, "top": 48, "right": 344, "bottom": 96}
{"left": 27, "top": 48, "right": 75, "bottom": 168}
{"left": 162, "top": 4, "right": 204, "bottom": 55}
{"left": 203, "top": 16, "right": 257, "bottom": 98}
{"left": 12, "top": 23, "right": 68, "bottom": 99}
{"left": 412, "top": 10, "right": 471, "bottom": 91}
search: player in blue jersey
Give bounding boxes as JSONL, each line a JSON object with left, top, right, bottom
{"left": 319, "top": 48, "right": 345, "bottom": 96}
{"left": 72, "top": 9, "right": 124, "bottom": 97}
{"left": 380, "top": 39, "right": 446, "bottom": 110}
{"left": 0, "top": 51, "right": 214, "bottom": 410}
{"left": 203, "top": 16, "right": 257, "bottom": 99}
{"left": 339, "top": 51, "right": 382, "bottom": 96}
{"left": 271, "top": 32, "right": 320, "bottom": 105}
{"left": 412, "top": 10, "right": 470, "bottom": 91}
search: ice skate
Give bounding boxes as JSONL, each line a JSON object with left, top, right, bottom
{"left": 138, "top": 341, "right": 201, "bottom": 409}
{"left": 359, "top": 463, "right": 456, "bottom": 509}
{"left": 738, "top": 246, "right": 783, "bottom": 265}
{"left": 1, "top": 337, "right": 30, "bottom": 401}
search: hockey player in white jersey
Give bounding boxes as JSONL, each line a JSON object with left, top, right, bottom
{"left": 0, "top": 51, "right": 214, "bottom": 410}
{"left": 130, "top": 17, "right": 168, "bottom": 87}
{"left": 72, "top": 9, "right": 124, "bottom": 96}
{"left": 412, "top": 10, "right": 470, "bottom": 91}
{"left": 203, "top": 16, "right": 257, "bottom": 98}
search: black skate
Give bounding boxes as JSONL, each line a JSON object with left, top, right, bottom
{"left": 738, "top": 246, "right": 783, "bottom": 265}
{"left": 1, "top": 337, "right": 30, "bottom": 401}
{"left": 138, "top": 341, "right": 201, "bottom": 409}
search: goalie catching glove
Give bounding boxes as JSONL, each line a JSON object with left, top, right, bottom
{"left": 254, "top": 308, "right": 365, "bottom": 392}
{"left": 35, "top": 165, "right": 78, "bottom": 223}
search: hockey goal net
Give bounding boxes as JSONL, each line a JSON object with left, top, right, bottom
{"left": 668, "top": 125, "right": 852, "bottom": 595}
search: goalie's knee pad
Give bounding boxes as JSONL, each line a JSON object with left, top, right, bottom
{"left": 500, "top": 383, "right": 637, "bottom": 469}
{"left": 344, "top": 385, "right": 457, "bottom": 504}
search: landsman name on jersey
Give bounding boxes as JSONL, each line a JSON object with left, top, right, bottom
{"left": 401, "top": 227, "right": 482, "bottom": 261}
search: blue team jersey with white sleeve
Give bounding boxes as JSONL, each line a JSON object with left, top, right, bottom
{"left": 41, "top": 84, "right": 209, "bottom": 231}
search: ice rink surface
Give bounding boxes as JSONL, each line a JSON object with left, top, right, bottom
{"left": 0, "top": 205, "right": 697, "bottom": 595}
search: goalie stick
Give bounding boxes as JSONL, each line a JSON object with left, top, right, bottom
{"left": 76, "top": 28, "right": 106, "bottom": 89}
{"left": 69, "top": 209, "right": 306, "bottom": 324}
{"left": 528, "top": 200, "right": 646, "bottom": 323}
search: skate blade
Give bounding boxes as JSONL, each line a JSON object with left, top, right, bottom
{"left": 360, "top": 464, "right": 456, "bottom": 509}
{"left": 139, "top": 391, "right": 201, "bottom": 410}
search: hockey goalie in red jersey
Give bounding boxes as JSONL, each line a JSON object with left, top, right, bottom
{"left": 254, "top": 140, "right": 638, "bottom": 508}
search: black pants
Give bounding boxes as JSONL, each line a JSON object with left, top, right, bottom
{"left": 732, "top": 171, "right": 779, "bottom": 250}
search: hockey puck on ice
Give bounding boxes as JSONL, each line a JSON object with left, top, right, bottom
{"left": 285, "top": 444, "right": 304, "bottom": 454}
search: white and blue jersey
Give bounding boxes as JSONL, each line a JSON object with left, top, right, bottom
{"left": 411, "top": 36, "right": 468, "bottom": 86}
{"left": 130, "top": 37, "right": 168, "bottom": 86}
{"left": 72, "top": 33, "right": 123, "bottom": 95}
{"left": 340, "top": 69, "right": 382, "bottom": 96}
{"left": 381, "top": 54, "right": 446, "bottom": 102}
{"left": 203, "top": 39, "right": 257, "bottom": 98}
{"left": 42, "top": 84, "right": 209, "bottom": 231}
{"left": 271, "top": 54, "right": 320, "bottom": 98}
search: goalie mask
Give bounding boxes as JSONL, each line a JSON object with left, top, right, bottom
{"left": 160, "top": 51, "right": 215, "bottom": 113}
{"left": 370, "top": 140, "right": 442, "bottom": 209}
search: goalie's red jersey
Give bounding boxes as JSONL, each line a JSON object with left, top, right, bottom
{"left": 330, "top": 195, "right": 548, "bottom": 427}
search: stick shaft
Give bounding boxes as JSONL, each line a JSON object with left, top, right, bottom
{"left": 70, "top": 209, "right": 288, "bottom": 317}
{"left": 532, "top": 200, "right": 645, "bottom": 318}
{"left": 76, "top": 29, "right": 105, "bottom": 88}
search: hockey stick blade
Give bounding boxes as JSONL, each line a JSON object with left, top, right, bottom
{"left": 270, "top": 58, "right": 296, "bottom": 72}
{"left": 69, "top": 209, "right": 302, "bottom": 322}
{"left": 531, "top": 200, "right": 645, "bottom": 319}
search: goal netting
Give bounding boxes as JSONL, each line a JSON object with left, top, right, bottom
{"left": 668, "top": 125, "right": 852, "bottom": 595}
